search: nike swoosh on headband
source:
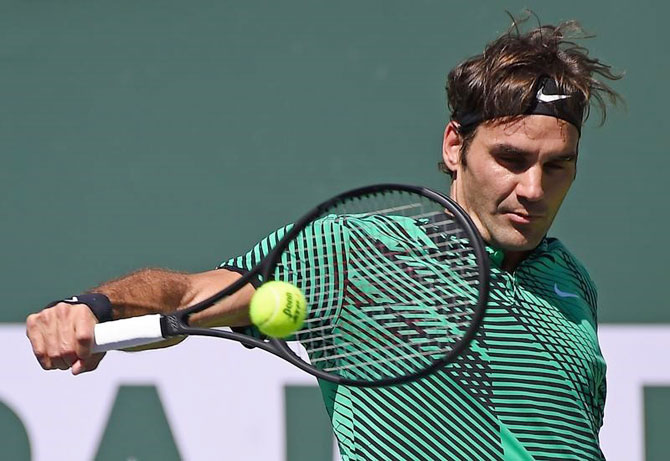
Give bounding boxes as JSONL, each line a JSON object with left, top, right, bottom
{"left": 553, "top": 283, "right": 580, "bottom": 299}
{"left": 536, "top": 86, "right": 571, "bottom": 103}
{"left": 452, "top": 75, "right": 583, "bottom": 134}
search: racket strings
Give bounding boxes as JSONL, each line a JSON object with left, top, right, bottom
{"left": 271, "top": 226, "right": 476, "bottom": 269}
{"left": 273, "top": 229, "right": 480, "bottom": 282}
{"left": 275, "top": 255, "right": 480, "bottom": 302}
{"left": 274, "top": 235, "right": 480, "bottom": 267}
{"left": 281, "top": 232, "right": 480, "bottom": 301}
{"left": 273, "top": 191, "right": 482, "bottom": 381}
{"left": 291, "top": 307, "right": 475, "bottom": 370}
{"left": 299, "top": 282, "right": 478, "bottom": 330}
{"left": 279, "top": 235, "right": 480, "bottom": 330}
{"left": 323, "top": 346, "right": 455, "bottom": 373}
{"left": 298, "top": 301, "right": 476, "bottom": 334}
{"left": 300, "top": 314, "right": 476, "bottom": 356}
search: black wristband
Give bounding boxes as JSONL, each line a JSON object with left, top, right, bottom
{"left": 46, "top": 293, "right": 114, "bottom": 323}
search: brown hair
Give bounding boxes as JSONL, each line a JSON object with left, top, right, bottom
{"left": 439, "top": 15, "right": 623, "bottom": 175}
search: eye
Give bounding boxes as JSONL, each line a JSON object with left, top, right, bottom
{"left": 544, "top": 157, "right": 576, "bottom": 173}
{"left": 497, "top": 155, "right": 526, "bottom": 171}
{"left": 545, "top": 162, "right": 566, "bottom": 171}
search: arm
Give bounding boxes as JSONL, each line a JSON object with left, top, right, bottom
{"left": 90, "top": 267, "right": 253, "bottom": 326}
{"left": 25, "top": 268, "right": 255, "bottom": 375}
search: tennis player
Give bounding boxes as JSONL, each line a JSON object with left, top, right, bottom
{"left": 27, "top": 18, "right": 621, "bottom": 460}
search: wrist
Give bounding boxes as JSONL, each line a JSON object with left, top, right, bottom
{"left": 46, "top": 293, "right": 113, "bottom": 322}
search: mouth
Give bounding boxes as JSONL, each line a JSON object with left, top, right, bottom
{"left": 503, "top": 211, "right": 545, "bottom": 225}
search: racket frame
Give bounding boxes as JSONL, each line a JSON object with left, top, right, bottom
{"left": 100, "top": 184, "right": 489, "bottom": 387}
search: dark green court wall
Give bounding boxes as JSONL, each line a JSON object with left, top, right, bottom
{"left": 285, "top": 385, "right": 334, "bottom": 461}
{"left": 0, "top": 401, "right": 30, "bottom": 460}
{"left": 95, "top": 385, "right": 181, "bottom": 460}
{"left": 1, "top": 0, "right": 667, "bottom": 324}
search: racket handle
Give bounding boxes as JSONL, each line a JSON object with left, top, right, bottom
{"left": 92, "top": 314, "right": 165, "bottom": 353}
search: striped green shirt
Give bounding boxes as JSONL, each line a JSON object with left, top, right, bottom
{"left": 221, "top": 217, "right": 606, "bottom": 460}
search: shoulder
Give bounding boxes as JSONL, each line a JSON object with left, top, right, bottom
{"left": 314, "top": 214, "right": 423, "bottom": 238}
{"left": 543, "top": 238, "right": 594, "bottom": 279}
{"left": 541, "top": 237, "right": 598, "bottom": 307}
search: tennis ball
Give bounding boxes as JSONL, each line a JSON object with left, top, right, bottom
{"left": 249, "top": 281, "right": 307, "bottom": 338}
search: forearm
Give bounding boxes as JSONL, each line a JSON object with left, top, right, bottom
{"left": 180, "top": 269, "right": 254, "bottom": 328}
{"left": 89, "top": 267, "right": 254, "bottom": 327}
{"left": 87, "top": 267, "right": 254, "bottom": 351}
{"left": 88, "top": 268, "right": 191, "bottom": 320}
{"left": 28, "top": 266, "right": 254, "bottom": 372}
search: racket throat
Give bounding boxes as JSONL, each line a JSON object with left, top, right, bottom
{"left": 160, "top": 313, "right": 189, "bottom": 337}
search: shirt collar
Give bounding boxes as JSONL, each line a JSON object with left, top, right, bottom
{"left": 486, "top": 237, "right": 550, "bottom": 269}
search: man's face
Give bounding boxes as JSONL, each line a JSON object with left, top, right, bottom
{"left": 443, "top": 115, "right": 579, "bottom": 252}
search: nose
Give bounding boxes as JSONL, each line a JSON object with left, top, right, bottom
{"left": 516, "top": 165, "right": 544, "bottom": 202}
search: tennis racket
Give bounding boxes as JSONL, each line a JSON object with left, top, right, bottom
{"left": 92, "top": 184, "right": 489, "bottom": 387}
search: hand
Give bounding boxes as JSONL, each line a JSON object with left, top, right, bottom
{"left": 26, "top": 302, "right": 106, "bottom": 375}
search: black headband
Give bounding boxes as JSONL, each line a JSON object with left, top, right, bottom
{"left": 453, "top": 76, "right": 584, "bottom": 134}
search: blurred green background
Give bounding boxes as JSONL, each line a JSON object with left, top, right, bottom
{"left": 1, "top": 0, "right": 665, "bottom": 324}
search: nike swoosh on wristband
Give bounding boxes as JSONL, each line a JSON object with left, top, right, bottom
{"left": 553, "top": 283, "right": 579, "bottom": 299}
{"left": 63, "top": 296, "right": 79, "bottom": 303}
{"left": 537, "top": 87, "right": 571, "bottom": 103}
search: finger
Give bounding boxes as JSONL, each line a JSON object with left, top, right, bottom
{"left": 72, "top": 306, "right": 96, "bottom": 359}
{"left": 72, "top": 352, "right": 105, "bottom": 376}
{"left": 71, "top": 359, "right": 86, "bottom": 375}
{"left": 58, "top": 329, "right": 78, "bottom": 368}
{"left": 26, "top": 314, "right": 51, "bottom": 370}
{"left": 55, "top": 305, "right": 77, "bottom": 369}
{"left": 50, "top": 325, "right": 71, "bottom": 371}
{"left": 50, "top": 305, "right": 76, "bottom": 370}
{"left": 30, "top": 310, "right": 64, "bottom": 370}
{"left": 51, "top": 357, "right": 71, "bottom": 371}
{"left": 60, "top": 350, "right": 78, "bottom": 368}
{"left": 42, "top": 306, "right": 61, "bottom": 361}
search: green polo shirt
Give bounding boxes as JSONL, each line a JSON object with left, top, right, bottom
{"left": 221, "top": 215, "right": 606, "bottom": 460}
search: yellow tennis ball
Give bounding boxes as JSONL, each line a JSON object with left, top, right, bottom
{"left": 249, "top": 281, "right": 307, "bottom": 338}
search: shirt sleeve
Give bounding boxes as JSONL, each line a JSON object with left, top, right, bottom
{"left": 218, "top": 223, "right": 294, "bottom": 286}
{"left": 217, "top": 223, "right": 294, "bottom": 341}
{"left": 217, "top": 217, "right": 350, "bottom": 343}
{"left": 595, "top": 373, "right": 607, "bottom": 433}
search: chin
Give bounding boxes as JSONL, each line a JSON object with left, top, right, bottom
{"left": 492, "top": 230, "right": 544, "bottom": 252}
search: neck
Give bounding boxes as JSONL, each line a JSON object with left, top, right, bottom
{"left": 500, "top": 249, "right": 531, "bottom": 272}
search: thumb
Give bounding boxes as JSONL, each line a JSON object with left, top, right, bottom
{"left": 71, "top": 353, "right": 105, "bottom": 376}
{"left": 71, "top": 359, "right": 87, "bottom": 375}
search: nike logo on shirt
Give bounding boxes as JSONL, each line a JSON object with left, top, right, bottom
{"left": 553, "top": 283, "right": 580, "bottom": 299}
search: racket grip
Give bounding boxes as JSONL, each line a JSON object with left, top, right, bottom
{"left": 92, "top": 314, "right": 165, "bottom": 353}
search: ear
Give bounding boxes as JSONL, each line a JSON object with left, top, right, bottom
{"left": 442, "top": 122, "right": 464, "bottom": 174}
